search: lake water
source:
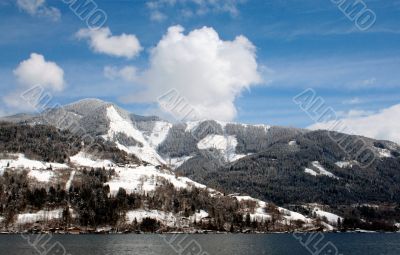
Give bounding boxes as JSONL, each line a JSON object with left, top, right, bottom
{"left": 0, "top": 233, "right": 399, "bottom": 255}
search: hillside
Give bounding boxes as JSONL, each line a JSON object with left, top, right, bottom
{"left": 2, "top": 98, "right": 400, "bottom": 232}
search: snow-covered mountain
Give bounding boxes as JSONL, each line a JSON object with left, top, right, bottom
{"left": 1, "top": 98, "right": 400, "bottom": 231}
{"left": 2, "top": 98, "right": 278, "bottom": 167}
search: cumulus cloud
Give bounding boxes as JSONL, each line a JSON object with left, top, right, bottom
{"left": 147, "top": 0, "right": 245, "bottom": 22}
{"left": 124, "top": 25, "right": 261, "bottom": 121}
{"left": 76, "top": 27, "right": 142, "bottom": 59}
{"left": 309, "top": 104, "right": 400, "bottom": 144}
{"left": 104, "top": 66, "right": 137, "bottom": 82}
{"left": 16, "top": 0, "right": 61, "bottom": 21}
{"left": 3, "top": 53, "right": 65, "bottom": 112}
{"left": 13, "top": 53, "right": 65, "bottom": 91}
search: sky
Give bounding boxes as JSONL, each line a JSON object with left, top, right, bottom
{"left": 0, "top": 0, "right": 400, "bottom": 143}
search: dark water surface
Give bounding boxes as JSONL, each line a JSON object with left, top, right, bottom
{"left": 0, "top": 233, "right": 399, "bottom": 255}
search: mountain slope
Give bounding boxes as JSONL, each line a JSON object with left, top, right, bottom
{"left": 2, "top": 99, "right": 400, "bottom": 219}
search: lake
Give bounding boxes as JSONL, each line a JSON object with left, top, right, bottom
{"left": 0, "top": 233, "right": 399, "bottom": 255}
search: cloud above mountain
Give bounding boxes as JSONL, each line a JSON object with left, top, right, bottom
{"left": 3, "top": 53, "right": 65, "bottom": 112}
{"left": 76, "top": 27, "right": 142, "bottom": 59}
{"left": 309, "top": 104, "right": 400, "bottom": 144}
{"left": 124, "top": 25, "right": 261, "bottom": 121}
{"left": 13, "top": 53, "right": 65, "bottom": 91}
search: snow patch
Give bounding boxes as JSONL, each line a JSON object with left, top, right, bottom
{"left": 197, "top": 134, "right": 247, "bottom": 162}
{"left": 233, "top": 195, "right": 310, "bottom": 223}
{"left": 312, "top": 207, "right": 343, "bottom": 225}
{"left": 0, "top": 154, "right": 68, "bottom": 172}
{"left": 105, "top": 165, "right": 211, "bottom": 195}
{"left": 305, "top": 161, "right": 339, "bottom": 179}
{"left": 65, "top": 170, "right": 76, "bottom": 190}
{"left": 185, "top": 121, "right": 201, "bottom": 132}
{"left": 70, "top": 152, "right": 115, "bottom": 168}
{"left": 28, "top": 170, "right": 54, "bottom": 183}
{"left": 304, "top": 168, "right": 318, "bottom": 176}
{"left": 17, "top": 209, "right": 63, "bottom": 224}
{"left": 106, "top": 106, "right": 146, "bottom": 145}
{"left": 126, "top": 209, "right": 176, "bottom": 227}
{"left": 375, "top": 148, "right": 392, "bottom": 158}
{"left": 147, "top": 121, "right": 172, "bottom": 148}
{"left": 288, "top": 140, "right": 297, "bottom": 146}
{"left": 189, "top": 210, "right": 209, "bottom": 223}
{"left": 105, "top": 106, "right": 166, "bottom": 165}
{"left": 168, "top": 156, "right": 193, "bottom": 169}
{"left": 335, "top": 161, "right": 357, "bottom": 168}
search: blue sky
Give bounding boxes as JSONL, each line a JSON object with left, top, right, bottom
{"left": 1, "top": 0, "right": 400, "bottom": 132}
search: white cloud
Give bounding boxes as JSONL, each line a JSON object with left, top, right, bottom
{"left": 104, "top": 66, "right": 137, "bottom": 82}
{"left": 16, "top": 0, "right": 61, "bottom": 21}
{"left": 309, "top": 104, "right": 400, "bottom": 144}
{"left": 13, "top": 53, "right": 65, "bottom": 91}
{"left": 124, "top": 25, "right": 261, "bottom": 121}
{"left": 147, "top": 0, "right": 245, "bottom": 21}
{"left": 3, "top": 53, "right": 65, "bottom": 112}
{"left": 76, "top": 27, "right": 142, "bottom": 59}
{"left": 150, "top": 10, "right": 167, "bottom": 21}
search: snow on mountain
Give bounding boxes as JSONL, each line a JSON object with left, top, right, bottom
{"left": 147, "top": 121, "right": 172, "bottom": 148}
{"left": 335, "top": 160, "right": 358, "bottom": 168}
{"left": 197, "top": 134, "right": 247, "bottom": 162}
{"left": 104, "top": 106, "right": 166, "bottom": 165}
{"left": 17, "top": 209, "right": 63, "bottom": 224}
{"left": 185, "top": 121, "right": 202, "bottom": 132}
{"left": 70, "top": 152, "right": 115, "bottom": 168}
{"left": 105, "top": 165, "right": 212, "bottom": 196}
{"left": 304, "top": 161, "right": 339, "bottom": 179}
{"left": 106, "top": 106, "right": 147, "bottom": 145}
{"left": 28, "top": 170, "right": 54, "bottom": 183}
{"left": 126, "top": 210, "right": 177, "bottom": 227}
{"left": 65, "top": 170, "right": 76, "bottom": 190}
{"left": 0, "top": 154, "right": 68, "bottom": 171}
{"left": 168, "top": 156, "right": 193, "bottom": 169}
{"left": 376, "top": 147, "right": 392, "bottom": 158}
{"left": 312, "top": 207, "right": 342, "bottom": 225}
{"left": 233, "top": 196, "right": 311, "bottom": 224}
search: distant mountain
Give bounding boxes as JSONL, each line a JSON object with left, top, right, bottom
{"left": 2, "top": 98, "right": 400, "bottom": 211}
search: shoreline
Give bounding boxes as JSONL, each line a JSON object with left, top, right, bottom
{"left": 0, "top": 230, "right": 398, "bottom": 235}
